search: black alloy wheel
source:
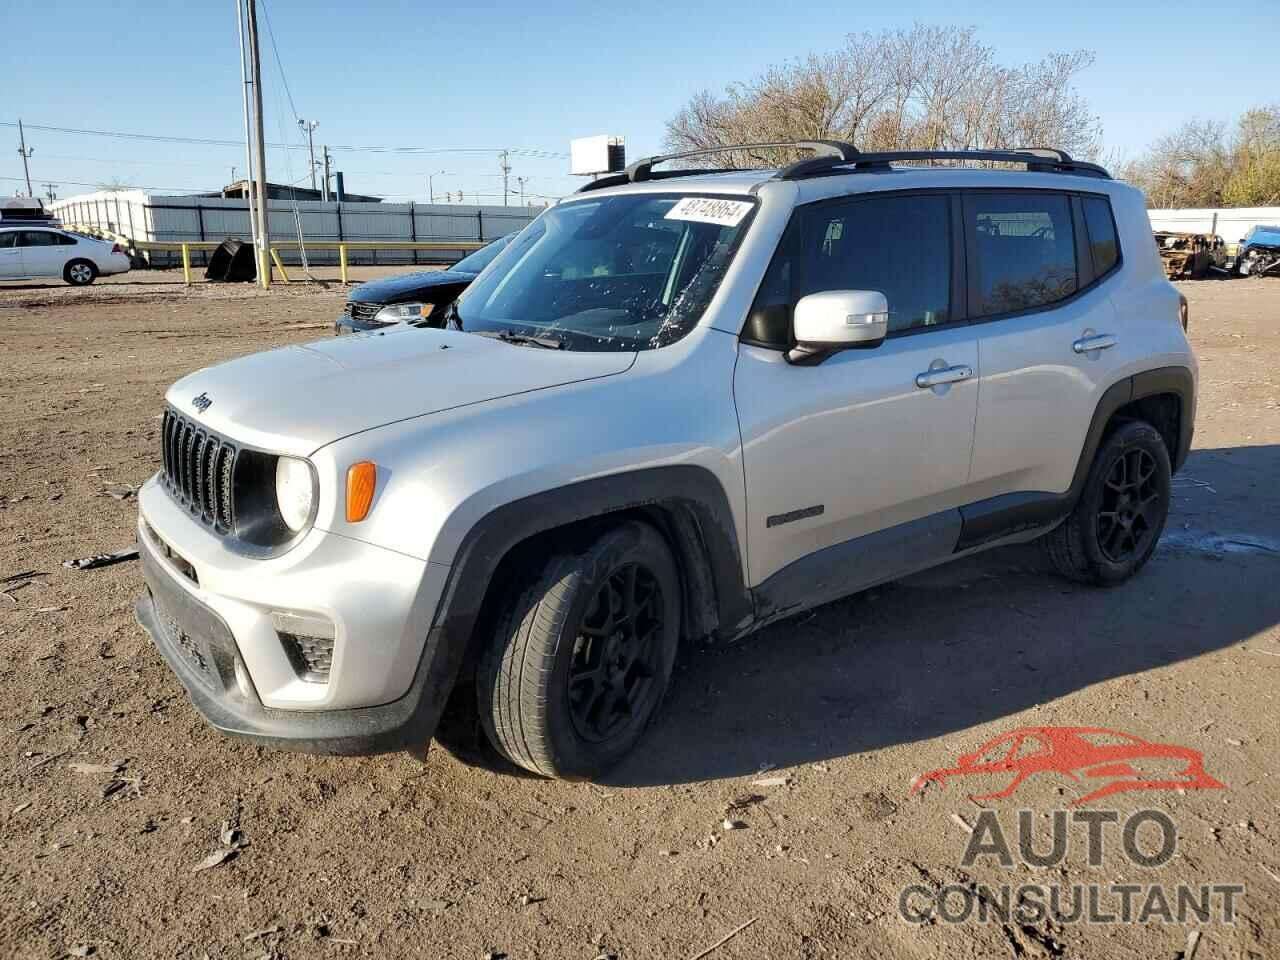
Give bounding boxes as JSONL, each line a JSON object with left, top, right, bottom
{"left": 1096, "top": 447, "right": 1163, "bottom": 563}
{"left": 567, "top": 563, "right": 666, "bottom": 744}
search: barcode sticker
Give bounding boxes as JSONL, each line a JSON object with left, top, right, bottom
{"left": 664, "top": 197, "right": 753, "bottom": 227}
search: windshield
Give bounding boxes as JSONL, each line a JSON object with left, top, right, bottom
{"left": 453, "top": 193, "right": 757, "bottom": 351}
{"left": 451, "top": 234, "right": 511, "bottom": 274}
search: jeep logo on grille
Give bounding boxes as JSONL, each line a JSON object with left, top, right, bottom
{"left": 191, "top": 392, "right": 213, "bottom": 413}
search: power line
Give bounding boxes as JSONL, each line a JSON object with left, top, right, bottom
{"left": 0, "top": 174, "right": 207, "bottom": 194}
{"left": 0, "top": 120, "right": 568, "bottom": 159}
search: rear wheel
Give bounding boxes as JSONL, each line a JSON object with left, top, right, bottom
{"left": 64, "top": 259, "right": 97, "bottom": 286}
{"left": 476, "top": 521, "right": 681, "bottom": 779}
{"left": 1044, "top": 420, "right": 1171, "bottom": 585}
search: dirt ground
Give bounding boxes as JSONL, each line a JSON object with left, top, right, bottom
{"left": 1, "top": 269, "right": 1277, "bottom": 960}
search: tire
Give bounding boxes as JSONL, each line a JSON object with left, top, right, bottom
{"left": 1043, "top": 420, "right": 1171, "bottom": 586}
{"left": 476, "top": 521, "right": 681, "bottom": 779}
{"left": 64, "top": 259, "right": 98, "bottom": 286}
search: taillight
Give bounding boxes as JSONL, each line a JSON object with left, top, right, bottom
{"left": 1178, "top": 294, "right": 1189, "bottom": 331}
{"left": 111, "top": 243, "right": 123, "bottom": 255}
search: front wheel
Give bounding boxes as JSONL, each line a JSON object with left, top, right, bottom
{"left": 476, "top": 522, "right": 681, "bottom": 779}
{"left": 64, "top": 259, "right": 98, "bottom": 286}
{"left": 1043, "top": 420, "right": 1171, "bottom": 586}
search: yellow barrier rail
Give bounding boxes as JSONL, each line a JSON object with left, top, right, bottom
{"left": 61, "top": 224, "right": 484, "bottom": 286}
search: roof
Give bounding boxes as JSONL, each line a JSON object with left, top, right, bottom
{"left": 569, "top": 164, "right": 1125, "bottom": 204}
{"left": 205, "top": 180, "right": 383, "bottom": 203}
{"left": 571, "top": 142, "right": 1117, "bottom": 203}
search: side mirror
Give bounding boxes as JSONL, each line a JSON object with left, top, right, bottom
{"left": 788, "top": 290, "right": 888, "bottom": 364}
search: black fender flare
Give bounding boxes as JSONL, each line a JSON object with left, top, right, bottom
{"left": 397, "top": 465, "right": 753, "bottom": 748}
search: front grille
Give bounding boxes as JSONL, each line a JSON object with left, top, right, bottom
{"left": 347, "top": 301, "right": 384, "bottom": 323}
{"left": 160, "top": 408, "right": 237, "bottom": 535}
{"left": 279, "top": 632, "right": 334, "bottom": 682}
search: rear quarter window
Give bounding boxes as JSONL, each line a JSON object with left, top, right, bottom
{"left": 1081, "top": 196, "right": 1120, "bottom": 276}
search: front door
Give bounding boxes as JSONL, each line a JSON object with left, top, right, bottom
{"left": 0, "top": 231, "right": 23, "bottom": 277}
{"left": 734, "top": 192, "right": 980, "bottom": 601}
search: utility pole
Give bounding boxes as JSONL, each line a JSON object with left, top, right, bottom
{"left": 499, "top": 149, "right": 511, "bottom": 206}
{"left": 16, "top": 119, "right": 34, "bottom": 196}
{"left": 321, "top": 146, "right": 332, "bottom": 202}
{"left": 235, "top": 0, "right": 259, "bottom": 272}
{"left": 516, "top": 176, "right": 527, "bottom": 206}
{"left": 298, "top": 119, "right": 319, "bottom": 190}
{"left": 42, "top": 182, "right": 57, "bottom": 202}
{"left": 231, "top": 165, "right": 237, "bottom": 183}
{"left": 428, "top": 170, "right": 446, "bottom": 204}
{"left": 246, "top": 0, "right": 271, "bottom": 288}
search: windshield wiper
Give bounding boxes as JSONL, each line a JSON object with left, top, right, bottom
{"left": 475, "top": 329, "right": 566, "bottom": 350}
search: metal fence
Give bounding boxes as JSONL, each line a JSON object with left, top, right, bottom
{"left": 50, "top": 190, "right": 543, "bottom": 267}
{"left": 1148, "top": 206, "right": 1280, "bottom": 244}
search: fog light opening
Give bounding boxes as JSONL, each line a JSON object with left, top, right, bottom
{"left": 271, "top": 611, "right": 336, "bottom": 684}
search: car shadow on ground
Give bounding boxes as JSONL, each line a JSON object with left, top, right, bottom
{"left": 602, "top": 444, "right": 1280, "bottom": 787}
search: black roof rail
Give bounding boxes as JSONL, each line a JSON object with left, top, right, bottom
{"left": 577, "top": 140, "right": 859, "bottom": 193}
{"left": 776, "top": 147, "right": 1110, "bottom": 180}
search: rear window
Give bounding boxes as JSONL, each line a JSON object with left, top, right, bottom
{"left": 970, "top": 193, "right": 1077, "bottom": 317}
{"left": 1082, "top": 196, "right": 1119, "bottom": 276}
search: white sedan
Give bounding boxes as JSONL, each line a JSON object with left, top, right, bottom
{"left": 0, "top": 226, "right": 131, "bottom": 285}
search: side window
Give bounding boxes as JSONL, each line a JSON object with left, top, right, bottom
{"left": 1013, "top": 736, "right": 1050, "bottom": 760}
{"left": 0, "top": 232, "right": 17, "bottom": 249}
{"left": 19, "top": 231, "right": 59, "bottom": 247}
{"left": 799, "top": 195, "right": 951, "bottom": 334}
{"left": 1082, "top": 196, "right": 1119, "bottom": 277}
{"left": 56, "top": 232, "right": 79, "bottom": 246}
{"left": 970, "top": 193, "right": 1077, "bottom": 317}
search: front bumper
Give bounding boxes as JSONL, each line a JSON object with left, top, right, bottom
{"left": 134, "top": 477, "right": 462, "bottom": 754}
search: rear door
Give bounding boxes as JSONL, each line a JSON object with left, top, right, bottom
{"left": 734, "top": 191, "right": 980, "bottom": 596}
{"left": 0, "top": 231, "right": 23, "bottom": 277}
{"left": 964, "top": 190, "right": 1126, "bottom": 515}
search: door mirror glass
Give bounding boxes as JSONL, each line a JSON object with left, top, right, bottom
{"left": 789, "top": 290, "right": 888, "bottom": 363}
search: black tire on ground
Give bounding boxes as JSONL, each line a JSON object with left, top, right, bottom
{"left": 64, "top": 259, "right": 98, "bottom": 286}
{"left": 476, "top": 521, "right": 681, "bottom": 780}
{"left": 1043, "top": 420, "right": 1171, "bottom": 586}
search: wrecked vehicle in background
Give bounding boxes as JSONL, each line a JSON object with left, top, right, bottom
{"left": 1154, "top": 231, "right": 1225, "bottom": 279}
{"left": 1235, "top": 224, "right": 1280, "bottom": 278}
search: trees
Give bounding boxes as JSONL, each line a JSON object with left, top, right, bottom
{"left": 1124, "top": 105, "right": 1280, "bottom": 208}
{"left": 664, "top": 25, "right": 1101, "bottom": 165}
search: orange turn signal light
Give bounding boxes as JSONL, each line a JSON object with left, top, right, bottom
{"left": 346, "top": 461, "right": 377, "bottom": 523}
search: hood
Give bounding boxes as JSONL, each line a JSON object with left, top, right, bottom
{"left": 167, "top": 327, "right": 636, "bottom": 455}
{"left": 349, "top": 269, "right": 475, "bottom": 303}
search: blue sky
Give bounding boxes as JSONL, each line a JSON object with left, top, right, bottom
{"left": 4, "top": 0, "right": 1277, "bottom": 204}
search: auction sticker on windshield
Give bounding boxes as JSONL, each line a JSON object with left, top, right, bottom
{"left": 665, "top": 197, "right": 753, "bottom": 227}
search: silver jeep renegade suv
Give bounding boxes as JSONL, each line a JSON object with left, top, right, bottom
{"left": 135, "top": 142, "right": 1195, "bottom": 779}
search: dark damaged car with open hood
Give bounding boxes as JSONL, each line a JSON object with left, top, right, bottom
{"left": 335, "top": 233, "right": 513, "bottom": 334}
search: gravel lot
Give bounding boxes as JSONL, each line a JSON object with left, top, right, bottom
{"left": 1, "top": 269, "right": 1278, "bottom": 960}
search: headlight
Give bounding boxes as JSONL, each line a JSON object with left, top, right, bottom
{"left": 275, "top": 456, "right": 316, "bottom": 533}
{"left": 374, "top": 302, "right": 433, "bottom": 323}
